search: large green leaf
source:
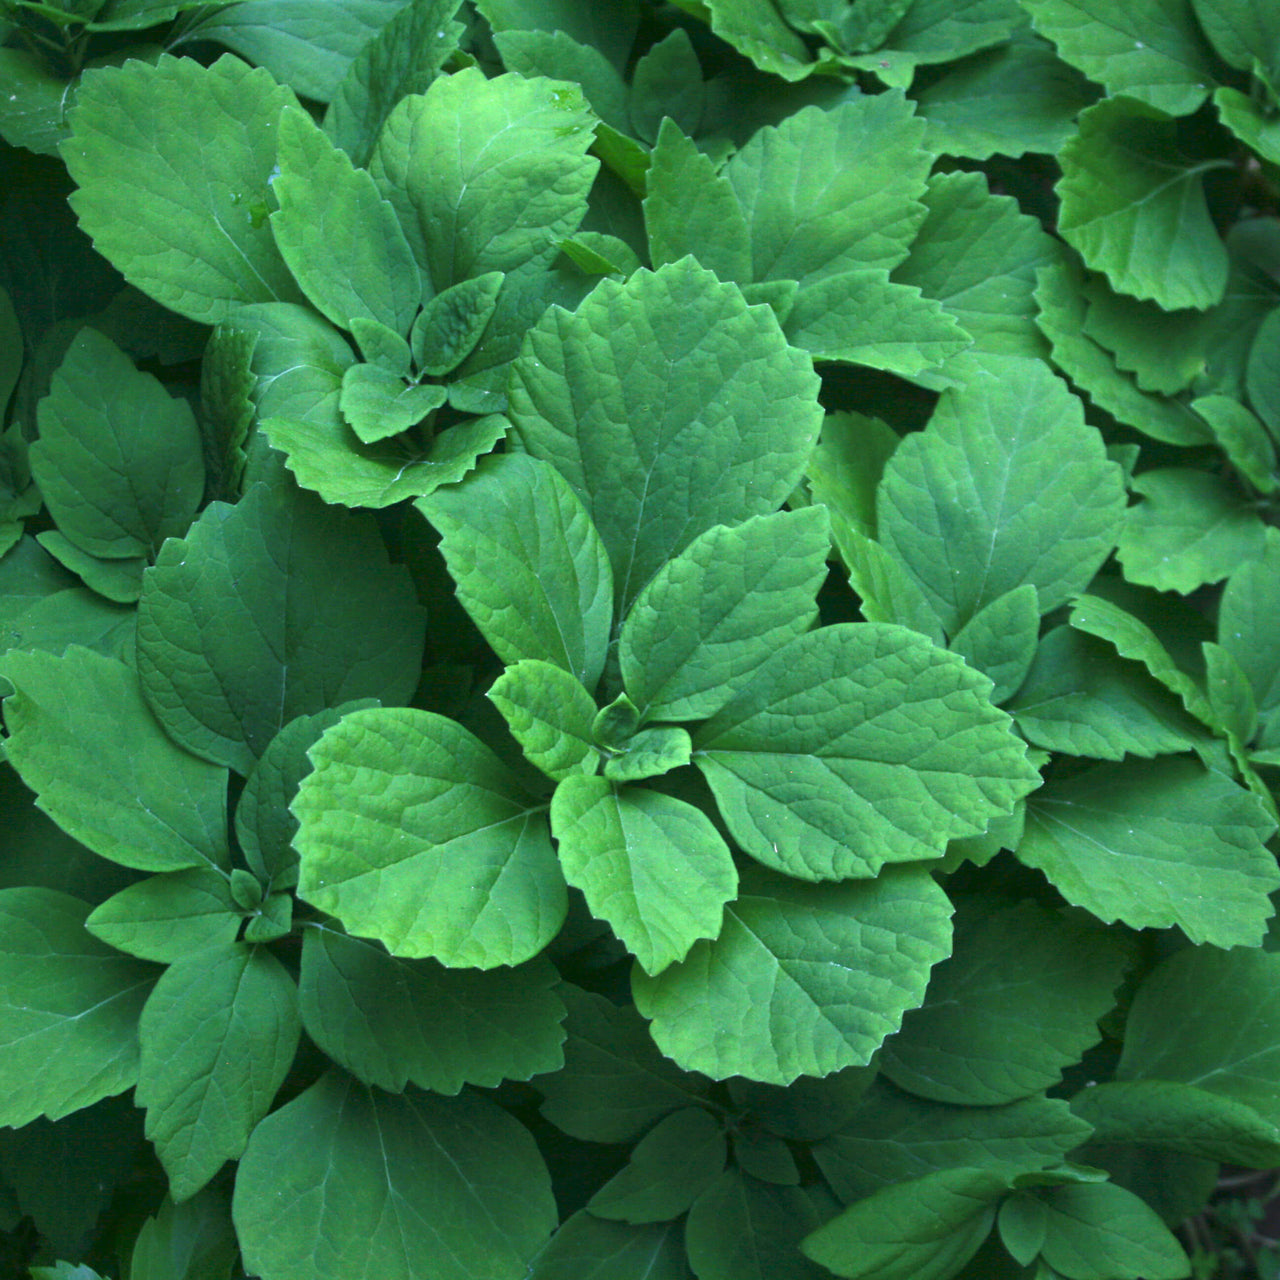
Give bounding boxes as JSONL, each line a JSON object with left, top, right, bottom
{"left": 0, "top": 888, "right": 155, "bottom": 1128}
{"left": 1057, "top": 96, "right": 1231, "bottom": 311}
{"left": 298, "top": 924, "right": 565, "bottom": 1092}
{"left": 619, "top": 508, "right": 828, "bottom": 723}
{"left": 137, "top": 942, "right": 299, "bottom": 1201}
{"left": 62, "top": 54, "right": 304, "bottom": 324}
{"left": 2, "top": 646, "right": 229, "bottom": 873}
{"left": 508, "top": 259, "right": 822, "bottom": 613}
{"left": 694, "top": 624, "right": 1039, "bottom": 881}
{"left": 30, "top": 327, "right": 204, "bottom": 561}
{"left": 631, "top": 866, "right": 953, "bottom": 1084}
{"left": 878, "top": 897, "right": 1133, "bottom": 1106}
{"left": 877, "top": 356, "right": 1126, "bottom": 636}
{"left": 293, "top": 706, "right": 566, "bottom": 967}
{"left": 1018, "top": 756, "right": 1279, "bottom": 946}
{"left": 137, "top": 480, "right": 426, "bottom": 775}
{"left": 418, "top": 452, "right": 613, "bottom": 689}
{"left": 233, "top": 1073, "right": 557, "bottom": 1280}
{"left": 551, "top": 778, "right": 737, "bottom": 976}
{"left": 370, "top": 67, "right": 598, "bottom": 293}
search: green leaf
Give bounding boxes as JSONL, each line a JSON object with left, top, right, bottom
{"left": 2, "top": 646, "right": 229, "bottom": 872}
{"left": 339, "top": 362, "right": 447, "bottom": 443}
{"left": 126, "top": 1188, "right": 239, "bottom": 1280}
{"left": 800, "top": 1166, "right": 1007, "bottom": 1280}
{"left": 0, "top": 887, "right": 155, "bottom": 1128}
{"left": 536, "top": 983, "right": 712, "bottom": 1143}
{"left": 270, "top": 105, "right": 420, "bottom": 336}
{"left": 1192, "top": 0, "right": 1280, "bottom": 77}
{"left": 948, "top": 585, "right": 1040, "bottom": 704}
{"left": 418, "top": 452, "right": 613, "bottom": 688}
{"left": 813, "top": 1080, "right": 1091, "bottom": 1204}
{"left": 914, "top": 28, "right": 1099, "bottom": 160}
{"left": 551, "top": 778, "right": 737, "bottom": 976}
{"left": 878, "top": 897, "right": 1133, "bottom": 1106}
{"left": 601, "top": 727, "right": 692, "bottom": 783}
{"left": 293, "top": 705, "right": 566, "bottom": 967}
{"left": 619, "top": 508, "right": 829, "bottom": 723}
{"left": 1020, "top": 0, "right": 1218, "bottom": 115}
{"left": 1247, "top": 305, "right": 1280, "bottom": 433}
{"left": 489, "top": 660, "right": 599, "bottom": 782}
{"left": 1033, "top": 1182, "right": 1190, "bottom": 1280}
{"left": 508, "top": 259, "right": 822, "bottom": 613}
{"left": 589, "top": 1108, "right": 726, "bottom": 1223}
{"left": 1008, "top": 626, "right": 1203, "bottom": 759}
{"left": 1203, "top": 639, "right": 1259, "bottom": 743}
{"left": 694, "top": 624, "right": 1040, "bottom": 881}
{"left": 299, "top": 923, "right": 565, "bottom": 1093}
{"left": 806, "top": 411, "right": 901, "bottom": 541}
{"left": 233, "top": 1073, "right": 557, "bottom": 1280}
{"left": 998, "top": 1194, "right": 1048, "bottom": 1267}
{"left": 690, "top": 0, "right": 815, "bottom": 81}
{"left": 1116, "top": 945, "right": 1280, "bottom": 1128}
{"left": 725, "top": 93, "right": 931, "bottom": 284}
{"left": 732, "top": 1128, "right": 801, "bottom": 1184}
{"left": 1057, "top": 96, "right": 1231, "bottom": 311}
{"left": 62, "top": 54, "right": 304, "bottom": 324}
{"left": 631, "top": 866, "right": 953, "bottom": 1084}
{"left": 137, "top": 480, "right": 426, "bottom": 774}
{"left": 1215, "top": 83, "right": 1280, "bottom": 165}
{"left": 1070, "top": 1080, "right": 1280, "bottom": 1167}
{"left": 1018, "top": 756, "right": 1279, "bottom": 946}
{"left": 877, "top": 356, "right": 1126, "bottom": 636}
{"left": 137, "top": 941, "right": 299, "bottom": 1201}
{"left": 370, "top": 67, "right": 598, "bottom": 293}
{"left": 474, "top": 0, "right": 639, "bottom": 70}
{"left": 644, "top": 118, "right": 751, "bottom": 284}
{"left": 1219, "top": 528, "right": 1280, "bottom": 729}
{"left": 629, "top": 26, "right": 704, "bottom": 143}
{"left": 30, "top": 327, "right": 204, "bottom": 561}
{"left": 686, "top": 1169, "right": 829, "bottom": 1280}
{"left": 411, "top": 271, "right": 504, "bottom": 377}
{"left": 492, "top": 28, "right": 630, "bottom": 133}
{"left": 1194, "top": 394, "right": 1277, "bottom": 491}
{"left": 528, "top": 1212, "right": 691, "bottom": 1280}
{"left": 1116, "top": 468, "right": 1268, "bottom": 592}
{"left": 35, "top": 533, "right": 146, "bottom": 605}
{"left": 0, "top": 48, "right": 74, "bottom": 159}
{"left": 85, "top": 869, "right": 241, "bottom": 963}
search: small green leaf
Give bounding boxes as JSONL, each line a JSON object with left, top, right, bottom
{"left": 489, "top": 659, "right": 599, "bottom": 782}
{"left": 602, "top": 727, "right": 693, "bottom": 783}
{"left": 137, "top": 942, "right": 299, "bottom": 1201}
{"left": 551, "top": 778, "right": 736, "bottom": 975}
{"left": 293, "top": 706, "right": 566, "bottom": 967}
{"left": 1203, "top": 639, "right": 1259, "bottom": 743}
{"left": 1219, "top": 528, "right": 1280, "bottom": 733}
{"left": 629, "top": 26, "right": 704, "bottom": 143}
{"left": 340, "top": 362, "right": 446, "bottom": 443}
{"left": 527, "top": 1212, "right": 691, "bottom": 1280}
{"left": 998, "top": 1194, "right": 1049, "bottom": 1267}
{"left": 243, "top": 893, "right": 292, "bottom": 943}
{"left": 949, "top": 585, "right": 1040, "bottom": 704}
{"left": 1195, "top": 394, "right": 1278, "bottom": 491}
{"left": 299, "top": 923, "right": 565, "bottom": 1093}
{"left": 1193, "top": 0, "right": 1280, "bottom": 78}
{"left": 126, "top": 1188, "right": 239, "bottom": 1280}
{"left": 34, "top": 532, "right": 146, "bottom": 605}
{"left": 411, "top": 271, "right": 505, "bottom": 376}
{"left": 85, "top": 870, "right": 241, "bottom": 963}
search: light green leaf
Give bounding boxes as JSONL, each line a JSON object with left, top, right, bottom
{"left": 914, "top": 28, "right": 1099, "bottom": 160}
{"left": 0, "top": 888, "right": 155, "bottom": 1128}
{"left": 270, "top": 105, "right": 420, "bottom": 336}
{"left": 137, "top": 942, "right": 299, "bottom": 1201}
{"left": 695, "top": 624, "right": 1038, "bottom": 880}
{"left": 686, "top": 1169, "right": 828, "bottom": 1280}
{"left": 725, "top": 93, "right": 931, "bottom": 284}
{"left": 293, "top": 705, "right": 566, "bottom": 967}
{"left": 1035, "top": 260, "right": 1214, "bottom": 446}
{"left": 589, "top": 1108, "right": 726, "bottom": 1223}
{"left": 631, "top": 866, "right": 953, "bottom": 1084}
{"left": 85, "top": 869, "right": 241, "bottom": 963}
{"left": 813, "top": 1080, "right": 1091, "bottom": 1203}
{"left": 879, "top": 896, "right": 1133, "bottom": 1106}
{"left": 536, "top": 983, "right": 713, "bottom": 1143}
{"left": 370, "top": 67, "right": 598, "bottom": 293}
{"left": 1018, "top": 756, "right": 1279, "bottom": 946}
{"left": 509, "top": 259, "right": 822, "bottom": 612}
{"left": 551, "top": 778, "right": 736, "bottom": 976}
{"left": 1194, "top": 394, "right": 1277, "bottom": 491}
{"left": 948, "top": 585, "right": 1039, "bottom": 704}
{"left": 492, "top": 28, "right": 630, "bottom": 132}
{"left": 1116, "top": 467, "right": 1268, "bottom": 592}
{"left": 137, "top": 480, "right": 426, "bottom": 774}
{"left": 352, "top": 317, "right": 413, "bottom": 373}
{"left": 233, "top": 1073, "right": 557, "bottom": 1280}
{"left": 30, "top": 327, "right": 203, "bottom": 561}
{"left": 800, "top": 1166, "right": 1006, "bottom": 1280}
{"left": 126, "top": 1188, "right": 239, "bottom": 1280}
{"left": 489, "top": 660, "right": 599, "bottom": 782}
{"left": 2, "top": 646, "right": 229, "bottom": 872}
{"left": 62, "top": 54, "right": 304, "bottom": 324}
{"left": 475, "top": 0, "right": 639, "bottom": 70}
{"left": 619, "top": 508, "right": 829, "bottom": 723}
{"left": 299, "top": 923, "right": 565, "bottom": 1092}
{"left": 1057, "top": 96, "right": 1231, "bottom": 311}
{"left": 1008, "top": 626, "right": 1203, "bottom": 759}
{"left": 1117, "top": 945, "right": 1280, "bottom": 1127}
{"left": 877, "top": 356, "right": 1126, "bottom": 635}
{"left": 419, "top": 452, "right": 613, "bottom": 688}
{"left": 339, "top": 362, "right": 446, "bottom": 443}
{"left": 411, "top": 270, "right": 504, "bottom": 377}
{"left": 1020, "top": 0, "right": 1218, "bottom": 115}
{"left": 601, "top": 727, "right": 693, "bottom": 783}
{"left": 527, "top": 1212, "right": 691, "bottom": 1280}
{"left": 1215, "top": 84, "right": 1280, "bottom": 166}
{"left": 1034, "top": 1182, "right": 1190, "bottom": 1280}
{"left": 692, "top": 0, "right": 816, "bottom": 81}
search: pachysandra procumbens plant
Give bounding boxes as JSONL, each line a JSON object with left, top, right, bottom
{"left": 2, "top": 3, "right": 1280, "bottom": 1278}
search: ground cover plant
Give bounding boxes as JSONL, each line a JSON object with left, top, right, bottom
{"left": 2, "top": 0, "right": 1280, "bottom": 1277}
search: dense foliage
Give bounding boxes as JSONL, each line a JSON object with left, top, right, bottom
{"left": 2, "top": 1, "right": 1280, "bottom": 1277}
